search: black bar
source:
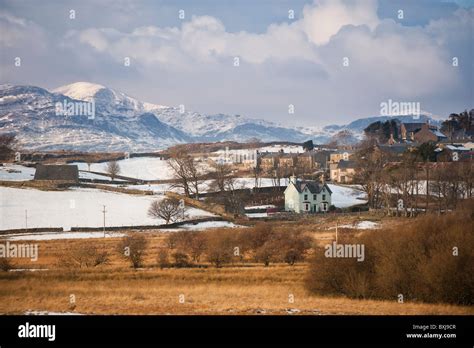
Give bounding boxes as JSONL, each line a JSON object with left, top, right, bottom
{"left": 1, "top": 315, "right": 472, "bottom": 347}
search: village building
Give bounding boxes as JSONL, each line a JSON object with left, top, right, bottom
{"left": 400, "top": 122, "right": 426, "bottom": 142}
{"left": 33, "top": 164, "right": 79, "bottom": 183}
{"left": 413, "top": 123, "right": 447, "bottom": 143}
{"left": 297, "top": 152, "right": 318, "bottom": 170}
{"left": 278, "top": 153, "right": 297, "bottom": 168}
{"left": 328, "top": 150, "right": 353, "bottom": 165}
{"left": 284, "top": 176, "right": 332, "bottom": 213}
{"left": 436, "top": 144, "right": 472, "bottom": 162}
{"left": 329, "top": 160, "right": 358, "bottom": 183}
{"left": 259, "top": 153, "right": 280, "bottom": 170}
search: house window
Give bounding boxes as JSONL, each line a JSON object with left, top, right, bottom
{"left": 313, "top": 194, "right": 317, "bottom": 200}
{"left": 304, "top": 194, "right": 308, "bottom": 200}
{"left": 305, "top": 203, "right": 309, "bottom": 211}
{"left": 322, "top": 194, "right": 326, "bottom": 200}
{"left": 323, "top": 203, "right": 327, "bottom": 211}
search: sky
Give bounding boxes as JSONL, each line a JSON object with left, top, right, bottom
{"left": 0, "top": 0, "right": 473, "bottom": 127}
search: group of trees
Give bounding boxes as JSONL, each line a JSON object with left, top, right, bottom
{"left": 441, "top": 109, "right": 473, "bottom": 140}
{"left": 48, "top": 224, "right": 313, "bottom": 271}
{"left": 353, "top": 139, "right": 473, "bottom": 214}
{"left": 159, "top": 223, "right": 313, "bottom": 268}
{"left": 0, "top": 134, "right": 16, "bottom": 161}
{"left": 364, "top": 120, "right": 400, "bottom": 143}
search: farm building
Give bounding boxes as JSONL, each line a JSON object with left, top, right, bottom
{"left": 34, "top": 164, "right": 79, "bottom": 183}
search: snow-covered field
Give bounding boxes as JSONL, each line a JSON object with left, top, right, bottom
{"left": 78, "top": 170, "right": 127, "bottom": 182}
{"left": 71, "top": 157, "right": 175, "bottom": 181}
{"left": 117, "top": 182, "right": 366, "bottom": 208}
{"left": 4, "top": 231, "right": 125, "bottom": 241}
{"left": 125, "top": 177, "right": 281, "bottom": 195}
{"left": 0, "top": 187, "right": 214, "bottom": 230}
{"left": 0, "top": 164, "right": 35, "bottom": 181}
{"left": 326, "top": 184, "right": 367, "bottom": 208}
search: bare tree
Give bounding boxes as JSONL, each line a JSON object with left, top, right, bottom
{"left": 148, "top": 198, "right": 185, "bottom": 224}
{"left": 168, "top": 150, "right": 202, "bottom": 198}
{"left": 209, "top": 162, "right": 236, "bottom": 193}
{"left": 106, "top": 160, "right": 121, "bottom": 180}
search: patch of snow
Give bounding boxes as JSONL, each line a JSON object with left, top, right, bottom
{"left": 0, "top": 164, "right": 35, "bottom": 181}
{"left": 331, "top": 220, "right": 380, "bottom": 229}
{"left": 3, "top": 231, "right": 125, "bottom": 241}
{"left": 24, "top": 311, "right": 83, "bottom": 315}
{"left": 179, "top": 221, "right": 241, "bottom": 230}
{"left": 258, "top": 145, "right": 304, "bottom": 153}
{"left": 245, "top": 204, "right": 276, "bottom": 210}
{"left": 327, "top": 184, "right": 367, "bottom": 208}
{"left": 246, "top": 213, "right": 268, "bottom": 218}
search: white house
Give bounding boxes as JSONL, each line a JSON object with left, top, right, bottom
{"left": 284, "top": 176, "right": 332, "bottom": 213}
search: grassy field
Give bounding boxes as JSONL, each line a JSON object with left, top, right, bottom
{"left": 1, "top": 217, "right": 473, "bottom": 315}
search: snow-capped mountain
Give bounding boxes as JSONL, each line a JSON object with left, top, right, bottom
{"left": 0, "top": 84, "right": 190, "bottom": 151}
{"left": 53, "top": 82, "right": 166, "bottom": 117}
{"left": 0, "top": 82, "right": 315, "bottom": 151}
{"left": 0, "top": 82, "right": 441, "bottom": 152}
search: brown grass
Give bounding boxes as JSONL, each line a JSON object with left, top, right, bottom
{"left": 1, "top": 213, "right": 472, "bottom": 315}
{"left": 1, "top": 265, "right": 472, "bottom": 315}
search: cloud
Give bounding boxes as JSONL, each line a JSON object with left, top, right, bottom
{"left": 0, "top": 1, "right": 472, "bottom": 125}
{"left": 301, "top": 0, "right": 380, "bottom": 45}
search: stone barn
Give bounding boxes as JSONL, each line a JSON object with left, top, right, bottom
{"left": 34, "top": 164, "right": 79, "bottom": 183}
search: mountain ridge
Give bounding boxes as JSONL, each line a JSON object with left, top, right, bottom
{"left": 0, "top": 82, "right": 440, "bottom": 151}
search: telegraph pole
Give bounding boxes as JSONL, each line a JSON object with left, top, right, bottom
{"left": 102, "top": 205, "right": 107, "bottom": 237}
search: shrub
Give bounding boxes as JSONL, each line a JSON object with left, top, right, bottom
{"left": 59, "top": 245, "right": 110, "bottom": 268}
{"left": 119, "top": 234, "right": 148, "bottom": 269}
{"left": 157, "top": 248, "right": 169, "bottom": 269}
{"left": 0, "top": 258, "right": 13, "bottom": 271}
{"left": 172, "top": 252, "right": 190, "bottom": 268}
{"left": 205, "top": 229, "right": 235, "bottom": 268}
{"left": 306, "top": 200, "right": 474, "bottom": 305}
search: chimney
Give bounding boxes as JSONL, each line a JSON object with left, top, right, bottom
{"left": 289, "top": 175, "right": 297, "bottom": 184}
{"left": 388, "top": 133, "right": 395, "bottom": 145}
{"left": 320, "top": 173, "right": 325, "bottom": 185}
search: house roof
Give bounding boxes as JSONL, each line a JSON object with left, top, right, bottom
{"left": 432, "top": 130, "right": 447, "bottom": 138}
{"left": 331, "top": 149, "right": 354, "bottom": 155}
{"left": 378, "top": 143, "right": 414, "bottom": 154}
{"left": 337, "top": 160, "right": 358, "bottom": 169}
{"left": 445, "top": 145, "right": 470, "bottom": 151}
{"left": 402, "top": 122, "right": 425, "bottom": 133}
{"left": 293, "top": 180, "right": 332, "bottom": 195}
{"left": 34, "top": 164, "right": 79, "bottom": 181}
